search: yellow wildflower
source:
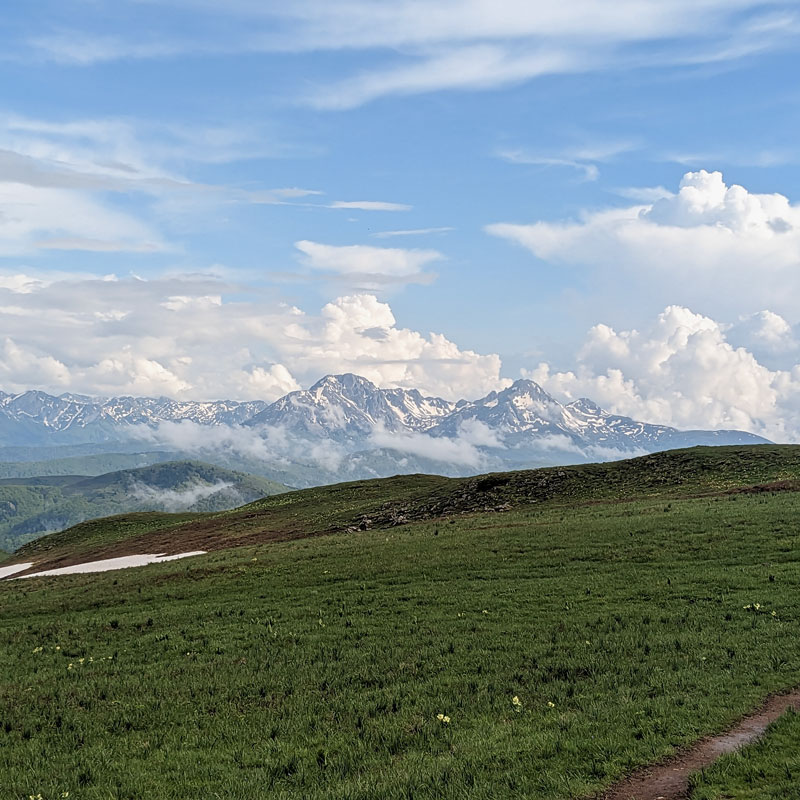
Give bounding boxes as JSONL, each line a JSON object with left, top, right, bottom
{"left": 547, "top": 701, "right": 556, "bottom": 708}
{"left": 436, "top": 713, "right": 451, "bottom": 724}
{"left": 512, "top": 695, "right": 523, "bottom": 712}
{"left": 32, "top": 646, "right": 43, "bottom": 654}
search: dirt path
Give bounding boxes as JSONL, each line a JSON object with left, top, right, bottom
{"left": 596, "top": 688, "right": 800, "bottom": 800}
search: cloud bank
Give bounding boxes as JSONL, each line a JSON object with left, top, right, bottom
{"left": 528, "top": 305, "right": 800, "bottom": 442}
{"left": 488, "top": 170, "right": 800, "bottom": 315}
{"left": 0, "top": 274, "right": 506, "bottom": 401}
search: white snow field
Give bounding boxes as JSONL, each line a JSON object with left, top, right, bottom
{"left": 0, "top": 562, "right": 34, "bottom": 579}
{"left": 3, "top": 551, "right": 207, "bottom": 580}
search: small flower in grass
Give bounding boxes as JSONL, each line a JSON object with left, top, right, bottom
{"left": 67, "top": 663, "right": 74, "bottom": 670}
{"left": 32, "top": 646, "right": 43, "bottom": 654}
{"left": 512, "top": 695, "right": 523, "bottom": 712}
{"left": 547, "top": 701, "right": 556, "bottom": 708}
{"left": 436, "top": 713, "right": 451, "bottom": 724}
{"left": 55, "top": 646, "right": 61, "bottom": 651}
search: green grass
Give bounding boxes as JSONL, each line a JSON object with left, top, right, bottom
{"left": 14, "top": 444, "right": 800, "bottom": 570}
{"left": 2, "top": 485, "right": 800, "bottom": 798}
{"left": 689, "top": 710, "right": 800, "bottom": 799}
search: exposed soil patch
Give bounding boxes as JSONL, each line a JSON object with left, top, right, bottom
{"left": 595, "top": 688, "right": 800, "bottom": 800}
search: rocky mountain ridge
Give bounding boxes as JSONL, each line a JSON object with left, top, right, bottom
{"left": 0, "top": 375, "right": 769, "bottom": 485}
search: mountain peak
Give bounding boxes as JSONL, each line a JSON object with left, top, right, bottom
{"left": 309, "top": 374, "right": 378, "bottom": 394}
{"left": 507, "top": 378, "right": 552, "bottom": 396}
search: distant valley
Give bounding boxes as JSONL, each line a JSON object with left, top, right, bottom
{"left": 0, "top": 461, "right": 287, "bottom": 552}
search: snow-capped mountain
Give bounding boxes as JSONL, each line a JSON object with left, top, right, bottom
{"left": 246, "top": 374, "right": 455, "bottom": 439}
{"left": 0, "top": 390, "right": 267, "bottom": 445}
{"left": 0, "top": 375, "right": 769, "bottom": 482}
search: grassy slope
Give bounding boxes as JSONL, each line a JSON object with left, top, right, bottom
{"left": 689, "top": 711, "right": 800, "bottom": 799}
{"left": 12, "top": 444, "right": 800, "bottom": 569}
{"left": 1, "top": 447, "right": 800, "bottom": 797}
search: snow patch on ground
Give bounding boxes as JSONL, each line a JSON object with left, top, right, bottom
{"left": 0, "top": 562, "right": 33, "bottom": 579}
{"left": 13, "top": 551, "right": 207, "bottom": 579}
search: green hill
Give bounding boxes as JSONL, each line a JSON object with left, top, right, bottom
{"left": 13, "top": 444, "right": 800, "bottom": 570}
{"left": 0, "top": 461, "right": 288, "bottom": 552}
{"left": 1, "top": 445, "right": 800, "bottom": 798}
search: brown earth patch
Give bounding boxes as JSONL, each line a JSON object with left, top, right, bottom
{"left": 593, "top": 688, "right": 800, "bottom": 800}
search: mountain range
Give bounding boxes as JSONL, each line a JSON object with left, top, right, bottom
{"left": 0, "top": 374, "right": 769, "bottom": 485}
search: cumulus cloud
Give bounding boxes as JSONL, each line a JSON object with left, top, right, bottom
{"left": 526, "top": 305, "right": 800, "bottom": 442}
{"left": 488, "top": 170, "right": 800, "bottom": 315}
{"left": 0, "top": 273, "right": 506, "bottom": 401}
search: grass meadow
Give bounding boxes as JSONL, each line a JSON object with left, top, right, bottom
{"left": 2, "top": 485, "right": 800, "bottom": 798}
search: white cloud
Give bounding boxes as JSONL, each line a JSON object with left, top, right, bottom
{"left": 369, "top": 419, "right": 504, "bottom": 467}
{"left": 130, "top": 480, "right": 237, "bottom": 511}
{"left": 0, "top": 181, "right": 167, "bottom": 256}
{"left": 328, "top": 200, "right": 412, "bottom": 211}
{"left": 488, "top": 170, "right": 800, "bottom": 315}
{"left": 295, "top": 240, "right": 443, "bottom": 288}
{"left": 497, "top": 140, "right": 636, "bottom": 182}
{"left": 0, "top": 112, "right": 324, "bottom": 254}
{"left": 372, "top": 227, "right": 454, "bottom": 239}
{"left": 496, "top": 149, "right": 599, "bottom": 181}
{"left": 308, "top": 43, "right": 583, "bottom": 109}
{"left": 24, "top": 2, "right": 799, "bottom": 107}
{"left": 526, "top": 305, "right": 800, "bottom": 442}
{"left": 0, "top": 274, "right": 506, "bottom": 401}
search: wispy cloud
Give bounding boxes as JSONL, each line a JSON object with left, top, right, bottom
{"left": 497, "top": 140, "right": 637, "bottom": 181}
{"left": 497, "top": 149, "right": 599, "bottom": 181}
{"left": 372, "top": 227, "right": 454, "bottom": 239}
{"left": 22, "top": 2, "right": 800, "bottom": 109}
{"left": 0, "top": 111, "right": 324, "bottom": 253}
{"left": 328, "top": 200, "right": 412, "bottom": 211}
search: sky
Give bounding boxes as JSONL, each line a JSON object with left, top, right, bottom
{"left": 2, "top": 1, "right": 800, "bottom": 440}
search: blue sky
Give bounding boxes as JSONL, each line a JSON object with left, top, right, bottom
{"left": 2, "top": 1, "right": 800, "bottom": 438}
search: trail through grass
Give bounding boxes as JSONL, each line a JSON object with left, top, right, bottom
{"left": 2, "top": 489, "right": 800, "bottom": 798}
{"left": 689, "top": 710, "right": 800, "bottom": 799}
